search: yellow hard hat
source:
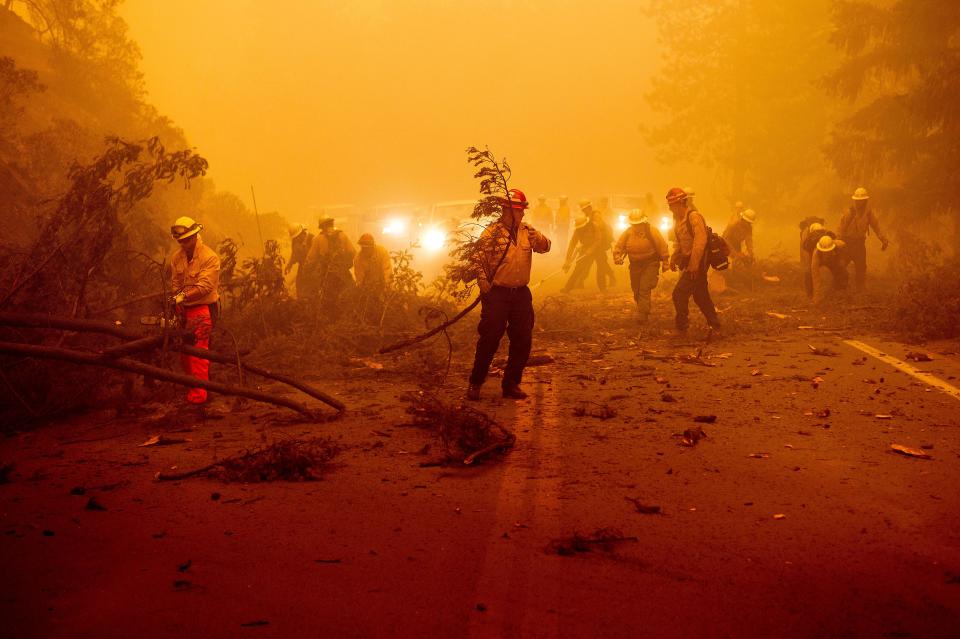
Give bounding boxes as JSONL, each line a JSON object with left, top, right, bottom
{"left": 628, "top": 209, "right": 648, "bottom": 225}
{"left": 289, "top": 223, "right": 306, "bottom": 239}
{"left": 816, "top": 236, "right": 837, "bottom": 252}
{"left": 808, "top": 222, "right": 824, "bottom": 233}
{"left": 574, "top": 215, "right": 590, "bottom": 229}
{"left": 171, "top": 216, "right": 202, "bottom": 240}
{"left": 852, "top": 187, "right": 869, "bottom": 201}
{"left": 740, "top": 209, "right": 757, "bottom": 224}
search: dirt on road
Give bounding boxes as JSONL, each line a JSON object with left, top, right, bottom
{"left": 2, "top": 279, "right": 960, "bottom": 638}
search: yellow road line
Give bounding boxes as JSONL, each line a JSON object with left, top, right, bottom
{"left": 843, "top": 339, "right": 960, "bottom": 401}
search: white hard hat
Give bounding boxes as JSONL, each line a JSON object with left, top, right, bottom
{"left": 808, "top": 222, "right": 824, "bottom": 233}
{"left": 578, "top": 199, "right": 592, "bottom": 210}
{"left": 816, "top": 236, "right": 837, "bottom": 252}
{"left": 740, "top": 209, "right": 757, "bottom": 224}
{"left": 289, "top": 223, "right": 306, "bottom": 239}
{"left": 628, "top": 209, "right": 647, "bottom": 225}
{"left": 574, "top": 215, "right": 590, "bottom": 229}
{"left": 171, "top": 216, "right": 202, "bottom": 240}
{"left": 852, "top": 187, "right": 869, "bottom": 201}
{"left": 734, "top": 200, "right": 744, "bottom": 209}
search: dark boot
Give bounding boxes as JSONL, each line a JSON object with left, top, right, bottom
{"left": 466, "top": 384, "right": 481, "bottom": 401}
{"left": 502, "top": 385, "right": 528, "bottom": 399}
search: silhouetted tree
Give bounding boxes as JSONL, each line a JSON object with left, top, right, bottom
{"left": 644, "top": 0, "right": 839, "bottom": 215}
{"left": 824, "top": 0, "right": 960, "bottom": 254}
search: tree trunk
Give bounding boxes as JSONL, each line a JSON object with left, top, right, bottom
{"left": 0, "top": 341, "right": 332, "bottom": 420}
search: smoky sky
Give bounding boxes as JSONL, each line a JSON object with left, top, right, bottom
{"left": 121, "top": 0, "right": 705, "bottom": 216}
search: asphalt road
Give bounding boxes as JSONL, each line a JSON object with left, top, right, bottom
{"left": 2, "top": 286, "right": 959, "bottom": 638}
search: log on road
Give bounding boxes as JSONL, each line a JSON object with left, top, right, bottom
{"left": 0, "top": 341, "right": 332, "bottom": 420}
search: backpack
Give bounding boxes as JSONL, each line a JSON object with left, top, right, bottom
{"left": 685, "top": 213, "right": 730, "bottom": 271}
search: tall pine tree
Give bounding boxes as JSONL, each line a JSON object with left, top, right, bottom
{"left": 824, "top": 0, "right": 960, "bottom": 254}
{"left": 645, "top": 0, "right": 840, "bottom": 219}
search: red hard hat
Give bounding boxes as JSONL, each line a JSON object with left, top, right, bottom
{"left": 666, "top": 187, "right": 687, "bottom": 205}
{"left": 502, "top": 188, "right": 530, "bottom": 209}
{"left": 358, "top": 233, "right": 375, "bottom": 247}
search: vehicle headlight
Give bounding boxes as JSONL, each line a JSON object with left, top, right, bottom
{"left": 382, "top": 218, "right": 408, "bottom": 236}
{"left": 421, "top": 228, "right": 447, "bottom": 252}
{"left": 659, "top": 215, "right": 673, "bottom": 233}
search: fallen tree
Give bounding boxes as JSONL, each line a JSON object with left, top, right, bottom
{"left": 0, "top": 311, "right": 346, "bottom": 414}
{"left": 0, "top": 341, "right": 332, "bottom": 420}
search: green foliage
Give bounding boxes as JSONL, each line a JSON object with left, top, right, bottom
{"left": 824, "top": 0, "right": 960, "bottom": 252}
{"left": 389, "top": 247, "right": 423, "bottom": 297}
{"left": 218, "top": 237, "right": 287, "bottom": 312}
{"left": 0, "top": 136, "right": 208, "bottom": 313}
{"left": 890, "top": 242, "right": 960, "bottom": 341}
{"left": 439, "top": 147, "right": 511, "bottom": 300}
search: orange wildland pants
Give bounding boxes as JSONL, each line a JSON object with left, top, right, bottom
{"left": 179, "top": 305, "right": 213, "bottom": 404}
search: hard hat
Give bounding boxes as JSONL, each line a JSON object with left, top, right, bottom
{"left": 852, "top": 187, "right": 869, "bottom": 200}
{"left": 628, "top": 209, "right": 648, "bottom": 225}
{"left": 289, "top": 223, "right": 306, "bottom": 239}
{"left": 501, "top": 188, "right": 529, "bottom": 209}
{"left": 578, "top": 199, "right": 592, "bottom": 210}
{"left": 559, "top": 195, "right": 568, "bottom": 202}
{"left": 358, "top": 233, "right": 375, "bottom": 247}
{"left": 808, "top": 222, "right": 824, "bottom": 233}
{"left": 538, "top": 195, "right": 547, "bottom": 202}
{"left": 816, "top": 236, "right": 837, "bottom": 252}
{"left": 171, "top": 216, "right": 202, "bottom": 240}
{"left": 683, "top": 186, "right": 695, "bottom": 197}
{"left": 734, "top": 200, "right": 744, "bottom": 209}
{"left": 574, "top": 215, "right": 590, "bottom": 229}
{"left": 318, "top": 216, "right": 335, "bottom": 228}
{"left": 666, "top": 187, "right": 687, "bottom": 205}
{"left": 740, "top": 209, "right": 757, "bottom": 224}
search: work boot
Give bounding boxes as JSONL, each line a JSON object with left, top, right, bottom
{"left": 502, "top": 385, "right": 528, "bottom": 399}
{"left": 466, "top": 384, "right": 481, "bottom": 401}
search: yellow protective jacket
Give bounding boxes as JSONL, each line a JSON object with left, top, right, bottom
{"left": 613, "top": 224, "right": 669, "bottom": 265}
{"left": 671, "top": 209, "right": 708, "bottom": 271}
{"left": 167, "top": 237, "right": 220, "bottom": 306}
{"left": 354, "top": 245, "right": 393, "bottom": 288}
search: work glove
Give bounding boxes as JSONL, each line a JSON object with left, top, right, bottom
{"left": 613, "top": 257, "right": 624, "bottom": 266}
{"left": 172, "top": 291, "right": 186, "bottom": 305}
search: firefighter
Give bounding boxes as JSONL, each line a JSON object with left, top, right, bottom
{"left": 467, "top": 189, "right": 551, "bottom": 401}
{"left": 810, "top": 235, "right": 849, "bottom": 305}
{"left": 667, "top": 187, "right": 721, "bottom": 334}
{"left": 531, "top": 195, "right": 553, "bottom": 236}
{"left": 167, "top": 216, "right": 220, "bottom": 405}
{"left": 839, "top": 187, "right": 889, "bottom": 290}
{"left": 561, "top": 202, "right": 599, "bottom": 292}
{"left": 720, "top": 209, "right": 756, "bottom": 292}
{"left": 305, "top": 216, "right": 357, "bottom": 315}
{"left": 285, "top": 223, "right": 315, "bottom": 300}
{"left": 592, "top": 201, "right": 616, "bottom": 290}
{"left": 613, "top": 209, "right": 669, "bottom": 323}
{"left": 555, "top": 195, "right": 571, "bottom": 252}
{"left": 801, "top": 221, "right": 835, "bottom": 298}
{"left": 354, "top": 233, "right": 392, "bottom": 322}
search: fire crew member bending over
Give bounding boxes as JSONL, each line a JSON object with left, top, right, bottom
{"left": 167, "top": 216, "right": 220, "bottom": 405}
{"left": 467, "top": 189, "right": 551, "bottom": 401}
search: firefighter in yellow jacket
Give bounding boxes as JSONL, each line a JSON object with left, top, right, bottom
{"left": 304, "top": 216, "right": 356, "bottom": 315}
{"left": 167, "top": 216, "right": 220, "bottom": 405}
{"left": 613, "top": 209, "right": 669, "bottom": 323}
{"left": 354, "top": 233, "right": 392, "bottom": 322}
{"left": 839, "top": 187, "right": 889, "bottom": 291}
